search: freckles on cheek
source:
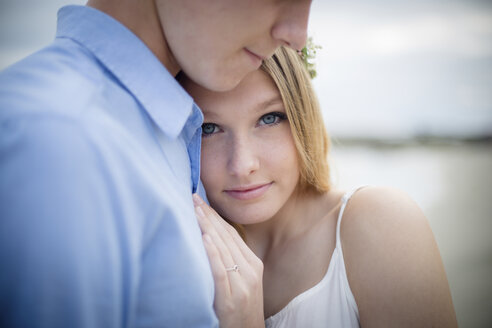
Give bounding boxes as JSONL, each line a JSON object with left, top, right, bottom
{"left": 263, "top": 146, "right": 297, "bottom": 176}
{"left": 200, "top": 143, "right": 224, "bottom": 192}
{"left": 276, "top": 140, "right": 300, "bottom": 173}
{"left": 264, "top": 133, "right": 297, "bottom": 161}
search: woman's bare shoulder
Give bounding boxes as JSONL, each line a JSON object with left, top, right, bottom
{"left": 340, "top": 186, "right": 457, "bottom": 327}
{"left": 340, "top": 185, "right": 431, "bottom": 239}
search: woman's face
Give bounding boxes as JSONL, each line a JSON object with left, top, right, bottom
{"left": 186, "top": 70, "right": 300, "bottom": 225}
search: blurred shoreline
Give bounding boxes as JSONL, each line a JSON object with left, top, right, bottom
{"left": 331, "top": 134, "right": 492, "bottom": 148}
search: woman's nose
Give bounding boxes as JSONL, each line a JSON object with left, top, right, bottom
{"left": 227, "top": 136, "right": 260, "bottom": 178}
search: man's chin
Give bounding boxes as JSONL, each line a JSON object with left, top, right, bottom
{"left": 196, "top": 68, "right": 253, "bottom": 93}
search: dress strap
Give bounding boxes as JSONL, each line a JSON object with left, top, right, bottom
{"left": 335, "top": 186, "right": 366, "bottom": 249}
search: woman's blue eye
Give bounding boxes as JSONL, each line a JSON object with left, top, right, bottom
{"left": 259, "top": 112, "right": 286, "bottom": 126}
{"left": 262, "top": 114, "right": 277, "bottom": 124}
{"left": 202, "top": 123, "right": 218, "bottom": 136}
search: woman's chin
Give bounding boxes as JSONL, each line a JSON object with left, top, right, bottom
{"left": 220, "top": 209, "right": 272, "bottom": 226}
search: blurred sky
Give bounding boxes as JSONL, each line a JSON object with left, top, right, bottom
{"left": 1, "top": 0, "right": 492, "bottom": 139}
{"left": 309, "top": 0, "right": 492, "bottom": 139}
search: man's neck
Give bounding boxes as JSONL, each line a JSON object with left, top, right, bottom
{"left": 86, "top": 0, "right": 180, "bottom": 76}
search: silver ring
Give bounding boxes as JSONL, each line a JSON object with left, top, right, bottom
{"left": 225, "top": 264, "right": 239, "bottom": 272}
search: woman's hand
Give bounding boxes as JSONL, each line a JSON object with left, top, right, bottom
{"left": 193, "top": 194, "right": 265, "bottom": 328}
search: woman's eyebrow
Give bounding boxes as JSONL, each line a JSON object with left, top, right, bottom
{"left": 256, "top": 96, "right": 283, "bottom": 112}
{"left": 201, "top": 110, "right": 221, "bottom": 120}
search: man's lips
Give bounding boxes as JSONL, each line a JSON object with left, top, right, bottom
{"left": 244, "top": 48, "right": 265, "bottom": 67}
{"left": 224, "top": 182, "right": 273, "bottom": 201}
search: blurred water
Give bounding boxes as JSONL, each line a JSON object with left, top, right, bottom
{"left": 331, "top": 141, "right": 492, "bottom": 328}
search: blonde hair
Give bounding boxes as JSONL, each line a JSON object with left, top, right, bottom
{"left": 261, "top": 47, "right": 331, "bottom": 193}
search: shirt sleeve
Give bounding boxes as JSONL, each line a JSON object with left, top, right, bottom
{"left": 0, "top": 116, "right": 126, "bottom": 327}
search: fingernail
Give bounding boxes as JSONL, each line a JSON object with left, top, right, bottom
{"left": 192, "top": 193, "right": 202, "bottom": 206}
{"left": 195, "top": 205, "right": 205, "bottom": 218}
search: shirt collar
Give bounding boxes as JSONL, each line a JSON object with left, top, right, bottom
{"left": 56, "top": 5, "right": 193, "bottom": 139}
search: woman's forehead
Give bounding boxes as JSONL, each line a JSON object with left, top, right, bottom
{"left": 199, "top": 70, "right": 282, "bottom": 112}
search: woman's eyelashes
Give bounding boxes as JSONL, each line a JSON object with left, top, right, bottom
{"left": 258, "top": 112, "right": 287, "bottom": 127}
{"left": 201, "top": 112, "right": 287, "bottom": 137}
{"left": 202, "top": 123, "right": 220, "bottom": 137}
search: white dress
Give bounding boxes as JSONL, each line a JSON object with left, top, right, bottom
{"left": 265, "top": 188, "right": 362, "bottom": 328}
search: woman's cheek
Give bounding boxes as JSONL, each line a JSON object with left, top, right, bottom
{"left": 258, "top": 125, "right": 295, "bottom": 160}
{"left": 200, "top": 140, "right": 224, "bottom": 194}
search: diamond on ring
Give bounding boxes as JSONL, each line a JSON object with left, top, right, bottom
{"left": 226, "top": 264, "right": 239, "bottom": 272}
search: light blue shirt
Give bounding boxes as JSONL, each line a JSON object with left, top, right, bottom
{"left": 0, "top": 5, "right": 217, "bottom": 327}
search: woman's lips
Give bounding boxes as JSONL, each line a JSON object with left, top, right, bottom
{"left": 224, "top": 182, "right": 273, "bottom": 201}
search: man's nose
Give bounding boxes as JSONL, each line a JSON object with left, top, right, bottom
{"left": 271, "top": 0, "right": 311, "bottom": 51}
